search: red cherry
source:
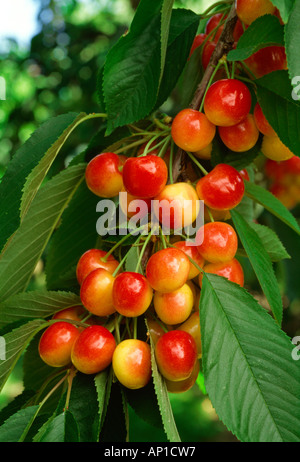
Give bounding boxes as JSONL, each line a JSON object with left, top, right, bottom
{"left": 205, "top": 13, "right": 244, "bottom": 43}
{"left": 253, "top": 103, "right": 276, "bottom": 137}
{"left": 122, "top": 155, "right": 168, "bottom": 199}
{"left": 153, "top": 283, "right": 194, "bottom": 326}
{"left": 189, "top": 33, "right": 207, "bottom": 57}
{"left": 204, "top": 79, "right": 252, "bottom": 127}
{"left": 218, "top": 114, "right": 260, "bottom": 152}
{"left": 196, "top": 164, "right": 245, "bottom": 211}
{"left": 239, "top": 169, "right": 250, "bottom": 181}
{"left": 76, "top": 249, "right": 119, "bottom": 285}
{"left": 52, "top": 306, "right": 85, "bottom": 322}
{"left": 155, "top": 330, "right": 198, "bottom": 382}
{"left": 173, "top": 241, "right": 205, "bottom": 279}
{"left": 80, "top": 268, "right": 116, "bottom": 317}
{"left": 202, "top": 40, "right": 217, "bottom": 69}
{"left": 196, "top": 222, "right": 238, "bottom": 264}
{"left": 245, "top": 46, "right": 287, "bottom": 78}
{"left": 171, "top": 108, "right": 216, "bottom": 152}
{"left": 85, "top": 152, "right": 126, "bottom": 198}
{"left": 112, "top": 339, "right": 151, "bottom": 389}
{"left": 71, "top": 325, "right": 116, "bottom": 375}
{"left": 200, "top": 258, "right": 245, "bottom": 287}
{"left": 146, "top": 248, "right": 190, "bottom": 293}
{"left": 112, "top": 272, "right": 153, "bottom": 317}
{"left": 39, "top": 322, "right": 80, "bottom": 368}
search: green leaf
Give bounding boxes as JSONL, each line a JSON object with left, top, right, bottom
{"left": 147, "top": 323, "right": 181, "bottom": 443}
{"left": 228, "top": 15, "right": 284, "bottom": 62}
{"left": 45, "top": 181, "right": 100, "bottom": 291}
{"left": 102, "top": 0, "right": 163, "bottom": 134}
{"left": 0, "top": 319, "right": 47, "bottom": 392}
{"left": 160, "top": 0, "right": 175, "bottom": 85}
{"left": 246, "top": 222, "right": 290, "bottom": 262}
{"left": 37, "top": 411, "right": 79, "bottom": 442}
{"left": 0, "top": 290, "right": 81, "bottom": 327}
{"left": 0, "top": 112, "right": 80, "bottom": 253}
{"left": 231, "top": 210, "right": 283, "bottom": 325}
{"left": 94, "top": 370, "right": 112, "bottom": 436}
{"left": 200, "top": 273, "right": 300, "bottom": 442}
{"left": 154, "top": 8, "right": 200, "bottom": 110}
{"left": 285, "top": 0, "right": 300, "bottom": 81}
{"left": 255, "top": 70, "right": 300, "bottom": 156}
{"left": 244, "top": 180, "right": 300, "bottom": 235}
{"left": 270, "top": 0, "right": 294, "bottom": 23}
{"left": 0, "top": 164, "right": 86, "bottom": 302}
{"left": 20, "top": 112, "right": 87, "bottom": 220}
{"left": 0, "top": 405, "right": 40, "bottom": 442}
{"left": 100, "top": 382, "right": 128, "bottom": 442}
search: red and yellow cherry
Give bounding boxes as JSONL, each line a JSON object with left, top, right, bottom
{"left": 196, "top": 222, "right": 238, "bottom": 264}
{"left": 154, "top": 182, "right": 200, "bottom": 230}
{"left": 265, "top": 157, "right": 300, "bottom": 183}
{"left": 178, "top": 311, "right": 202, "bottom": 358}
{"left": 85, "top": 152, "right": 126, "bottom": 198}
{"left": 71, "top": 325, "right": 116, "bottom": 375}
{"left": 189, "top": 33, "right": 207, "bottom": 57}
{"left": 112, "top": 339, "right": 151, "bottom": 390}
{"left": 112, "top": 272, "right": 153, "bottom": 317}
{"left": 262, "top": 135, "right": 294, "bottom": 161}
{"left": 196, "top": 164, "right": 245, "bottom": 211}
{"left": 80, "top": 268, "right": 116, "bottom": 317}
{"left": 122, "top": 155, "right": 168, "bottom": 199}
{"left": 165, "top": 359, "right": 200, "bottom": 394}
{"left": 39, "top": 321, "right": 80, "bottom": 368}
{"left": 146, "top": 248, "right": 190, "bottom": 293}
{"left": 253, "top": 103, "right": 276, "bottom": 137}
{"left": 155, "top": 330, "right": 198, "bottom": 381}
{"left": 52, "top": 306, "right": 85, "bottom": 323}
{"left": 218, "top": 114, "right": 259, "bottom": 152}
{"left": 154, "top": 283, "right": 194, "bottom": 326}
{"left": 173, "top": 241, "right": 205, "bottom": 279}
{"left": 171, "top": 108, "right": 216, "bottom": 152}
{"left": 236, "top": 0, "right": 276, "bottom": 26}
{"left": 193, "top": 142, "right": 213, "bottom": 161}
{"left": 245, "top": 46, "right": 287, "bottom": 78}
{"left": 76, "top": 249, "right": 119, "bottom": 286}
{"left": 204, "top": 79, "right": 252, "bottom": 127}
{"left": 200, "top": 258, "right": 244, "bottom": 287}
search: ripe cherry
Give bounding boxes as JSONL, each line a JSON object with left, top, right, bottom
{"left": 112, "top": 272, "right": 153, "bottom": 317}
{"left": 196, "top": 164, "right": 245, "bottom": 211}
{"left": 71, "top": 325, "right": 116, "bottom": 375}
{"left": 200, "top": 258, "right": 245, "bottom": 287}
{"left": 204, "top": 79, "right": 252, "bottom": 127}
{"left": 154, "top": 283, "right": 194, "bottom": 326}
{"left": 262, "top": 135, "right": 294, "bottom": 161}
{"left": 196, "top": 222, "right": 238, "bottom": 264}
{"left": 155, "top": 330, "right": 198, "bottom": 382}
{"left": 245, "top": 46, "right": 287, "bottom": 78}
{"left": 112, "top": 339, "right": 152, "bottom": 390}
{"left": 218, "top": 114, "right": 260, "bottom": 152}
{"left": 146, "top": 248, "right": 190, "bottom": 293}
{"left": 39, "top": 321, "right": 80, "bottom": 368}
{"left": 236, "top": 0, "right": 276, "bottom": 26}
{"left": 122, "top": 155, "right": 168, "bottom": 199}
{"left": 153, "top": 182, "right": 200, "bottom": 230}
{"left": 52, "top": 306, "right": 85, "bottom": 322}
{"left": 189, "top": 33, "right": 207, "bottom": 57}
{"left": 171, "top": 108, "right": 216, "bottom": 152}
{"left": 85, "top": 152, "right": 126, "bottom": 198}
{"left": 173, "top": 241, "right": 205, "bottom": 280}
{"left": 76, "top": 249, "right": 119, "bottom": 286}
{"left": 80, "top": 268, "right": 116, "bottom": 317}
{"left": 202, "top": 40, "right": 217, "bottom": 69}
{"left": 253, "top": 103, "right": 276, "bottom": 137}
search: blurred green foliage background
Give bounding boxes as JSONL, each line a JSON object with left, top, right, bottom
{"left": 0, "top": 0, "right": 299, "bottom": 443}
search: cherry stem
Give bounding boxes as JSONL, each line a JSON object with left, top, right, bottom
{"left": 200, "top": 0, "right": 233, "bottom": 18}
{"left": 134, "top": 231, "right": 154, "bottom": 274}
{"left": 169, "top": 140, "right": 175, "bottom": 185}
{"left": 102, "top": 225, "right": 148, "bottom": 262}
{"left": 199, "top": 58, "right": 224, "bottom": 113}
{"left": 64, "top": 366, "right": 77, "bottom": 410}
{"left": 186, "top": 151, "right": 209, "bottom": 176}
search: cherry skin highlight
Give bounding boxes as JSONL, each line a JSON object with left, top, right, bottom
{"left": 39, "top": 322, "right": 80, "bottom": 368}
{"left": 122, "top": 155, "right": 168, "bottom": 199}
{"left": 218, "top": 114, "right": 260, "bottom": 152}
{"left": 204, "top": 79, "right": 252, "bottom": 127}
{"left": 155, "top": 330, "right": 198, "bottom": 382}
{"left": 71, "top": 325, "right": 116, "bottom": 375}
{"left": 171, "top": 108, "right": 216, "bottom": 152}
{"left": 196, "top": 164, "right": 245, "bottom": 211}
{"left": 196, "top": 222, "right": 238, "bottom": 264}
{"left": 154, "top": 283, "right": 194, "bottom": 326}
{"left": 112, "top": 272, "right": 153, "bottom": 317}
{"left": 146, "top": 248, "right": 190, "bottom": 293}
{"left": 76, "top": 249, "right": 119, "bottom": 286}
{"left": 112, "top": 339, "right": 152, "bottom": 390}
{"left": 85, "top": 152, "right": 126, "bottom": 198}
{"left": 80, "top": 268, "right": 116, "bottom": 317}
